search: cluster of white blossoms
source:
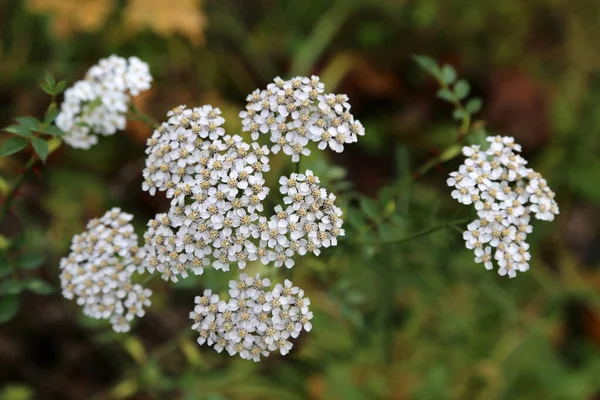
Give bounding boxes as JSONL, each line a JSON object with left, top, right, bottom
{"left": 140, "top": 104, "right": 346, "bottom": 282}
{"left": 56, "top": 55, "right": 152, "bottom": 149}
{"left": 58, "top": 208, "right": 152, "bottom": 332}
{"left": 58, "top": 73, "right": 361, "bottom": 360}
{"left": 447, "top": 136, "right": 559, "bottom": 278}
{"left": 240, "top": 76, "right": 365, "bottom": 161}
{"left": 189, "top": 274, "right": 313, "bottom": 362}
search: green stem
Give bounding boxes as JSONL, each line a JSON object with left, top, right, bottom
{"left": 0, "top": 156, "right": 37, "bottom": 225}
{"left": 129, "top": 103, "right": 160, "bottom": 129}
{"left": 382, "top": 218, "right": 470, "bottom": 246}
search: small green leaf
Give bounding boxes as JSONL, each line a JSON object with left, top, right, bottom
{"left": 0, "top": 295, "right": 19, "bottom": 323}
{"left": 17, "top": 253, "right": 45, "bottom": 270}
{"left": 15, "top": 117, "right": 41, "bottom": 131}
{"left": 452, "top": 108, "right": 469, "bottom": 121}
{"left": 40, "top": 83, "right": 54, "bottom": 96}
{"left": 41, "top": 125, "right": 64, "bottom": 137}
{"left": 44, "top": 72, "right": 56, "bottom": 88}
{"left": 466, "top": 98, "right": 482, "bottom": 114}
{"left": 441, "top": 64, "right": 457, "bottom": 85}
{"left": 437, "top": 88, "right": 456, "bottom": 103}
{"left": 439, "top": 144, "right": 462, "bottom": 162}
{"left": 0, "top": 279, "right": 22, "bottom": 295}
{"left": 22, "top": 278, "right": 54, "bottom": 295}
{"left": 3, "top": 125, "right": 33, "bottom": 138}
{"left": 360, "top": 197, "right": 379, "bottom": 221}
{"left": 44, "top": 104, "right": 59, "bottom": 124}
{"left": 453, "top": 80, "right": 470, "bottom": 100}
{"left": 413, "top": 54, "right": 439, "bottom": 75}
{"left": 54, "top": 81, "right": 67, "bottom": 94}
{"left": 31, "top": 137, "right": 48, "bottom": 162}
{"left": 0, "top": 137, "right": 28, "bottom": 157}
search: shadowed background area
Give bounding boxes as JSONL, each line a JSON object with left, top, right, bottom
{"left": 1, "top": 0, "right": 600, "bottom": 399}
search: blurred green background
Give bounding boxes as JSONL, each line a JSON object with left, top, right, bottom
{"left": 1, "top": 0, "right": 600, "bottom": 399}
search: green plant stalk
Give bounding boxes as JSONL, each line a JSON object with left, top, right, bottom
{"left": 382, "top": 217, "right": 470, "bottom": 246}
{"left": 129, "top": 103, "right": 160, "bottom": 129}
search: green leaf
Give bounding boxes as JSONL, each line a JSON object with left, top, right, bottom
{"left": 31, "top": 137, "right": 48, "bottom": 162}
{"left": 0, "top": 279, "right": 22, "bottom": 295}
{"left": 360, "top": 196, "right": 379, "bottom": 221}
{"left": 15, "top": 117, "right": 41, "bottom": 131}
{"left": 466, "top": 98, "right": 482, "bottom": 114}
{"left": 44, "top": 104, "right": 59, "bottom": 124}
{"left": 0, "top": 295, "right": 19, "bottom": 323}
{"left": 21, "top": 278, "right": 54, "bottom": 295}
{"left": 453, "top": 80, "right": 470, "bottom": 100}
{"left": 441, "top": 64, "right": 457, "bottom": 85}
{"left": 40, "top": 125, "right": 64, "bottom": 137}
{"left": 44, "top": 72, "right": 56, "bottom": 88}
{"left": 3, "top": 125, "right": 33, "bottom": 138}
{"left": 17, "top": 253, "right": 44, "bottom": 270}
{"left": 40, "top": 83, "right": 54, "bottom": 96}
{"left": 54, "top": 81, "right": 67, "bottom": 95}
{"left": 439, "top": 144, "right": 462, "bottom": 162}
{"left": 0, "top": 137, "right": 28, "bottom": 157}
{"left": 437, "top": 88, "right": 456, "bottom": 103}
{"left": 413, "top": 54, "right": 439, "bottom": 75}
{"left": 452, "top": 108, "right": 469, "bottom": 121}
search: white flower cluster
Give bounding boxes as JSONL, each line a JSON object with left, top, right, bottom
{"left": 57, "top": 55, "right": 152, "bottom": 149}
{"left": 140, "top": 103, "right": 346, "bottom": 282}
{"left": 189, "top": 273, "right": 313, "bottom": 362}
{"left": 447, "top": 136, "right": 559, "bottom": 278}
{"left": 58, "top": 208, "right": 152, "bottom": 332}
{"left": 240, "top": 76, "right": 365, "bottom": 161}
{"left": 141, "top": 105, "right": 272, "bottom": 281}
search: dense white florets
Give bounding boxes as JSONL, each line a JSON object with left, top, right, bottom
{"left": 56, "top": 55, "right": 152, "bottom": 149}
{"left": 448, "top": 136, "right": 559, "bottom": 278}
{"left": 239, "top": 76, "right": 365, "bottom": 161}
{"left": 140, "top": 103, "right": 346, "bottom": 282}
{"left": 189, "top": 273, "right": 313, "bottom": 361}
{"left": 58, "top": 208, "right": 152, "bottom": 332}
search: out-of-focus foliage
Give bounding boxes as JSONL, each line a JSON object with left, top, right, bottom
{"left": 1, "top": 0, "right": 600, "bottom": 399}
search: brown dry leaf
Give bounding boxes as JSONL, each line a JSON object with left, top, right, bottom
{"left": 26, "top": 0, "right": 115, "bottom": 37}
{"left": 123, "top": 0, "right": 206, "bottom": 45}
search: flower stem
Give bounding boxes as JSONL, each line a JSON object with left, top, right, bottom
{"left": 129, "top": 103, "right": 160, "bottom": 129}
{"left": 382, "top": 218, "right": 470, "bottom": 246}
{"left": 0, "top": 156, "right": 37, "bottom": 225}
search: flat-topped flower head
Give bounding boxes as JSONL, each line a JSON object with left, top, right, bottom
{"left": 57, "top": 55, "right": 153, "bottom": 149}
{"left": 448, "top": 136, "right": 559, "bottom": 278}
{"left": 239, "top": 76, "right": 365, "bottom": 160}
{"left": 189, "top": 274, "right": 313, "bottom": 361}
{"left": 58, "top": 208, "right": 152, "bottom": 332}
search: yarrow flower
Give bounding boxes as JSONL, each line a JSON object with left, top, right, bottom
{"left": 58, "top": 208, "right": 152, "bottom": 332}
{"left": 56, "top": 55, "right": 152, "bottom": 149}
{"left": 59, "top": 75, "right": 361, "bottom": 356}
{"left": 189, "top": 273, "right": 313, "bottom": 361}
{"left": 240, "top": 76, "right": 365, "bottom": 161}
{"left": 448, "top": 136, "right": 559, "bottom": 278}
{"left": 140, "top": 102, "right": 346, "bottom": 282}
